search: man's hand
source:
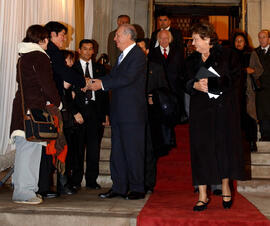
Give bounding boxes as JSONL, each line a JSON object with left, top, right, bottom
{"left": 102, "top": 115, "right": 110, "bottom": 126}
{"left": 88, "top": 79, "right": 102, "bottom": 91}
{"left": 74, "top": 112, "right": 84, "bottom": 124}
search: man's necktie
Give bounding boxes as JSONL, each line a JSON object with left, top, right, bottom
{"left": 163, "top": 48, "right": 168, "bottom": 59}
{"left": 118, "top": 53, "right": 124, "bottom": 65}
{"left": 85, "top": 62, "right": 92, "bottom": 101}
{"left": 262, "top": 49, "right": 266, "bottom": 55}
{"left": 85, "top": 62, "right": 90, "bottom": 78}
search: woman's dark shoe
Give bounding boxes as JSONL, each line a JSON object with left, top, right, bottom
{"left": 193, "top": 200, "right": 208, "bottom": 211}
{"left": 222, "top": 195, "right": 232, "bottom": 209}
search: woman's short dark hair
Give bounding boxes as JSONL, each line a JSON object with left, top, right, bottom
{"left": 23, "top": 24, "right": 49, "bottom": 43}
{"left": 190, "top": 21, "right": 219, "bottom": 46}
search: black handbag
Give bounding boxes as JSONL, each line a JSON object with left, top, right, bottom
{"left": 18, "top": 57, "right": 58, "bottom": 142}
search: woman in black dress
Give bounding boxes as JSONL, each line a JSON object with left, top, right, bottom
{"left": 185, "top": 22, "right": 245, "bottom": 211}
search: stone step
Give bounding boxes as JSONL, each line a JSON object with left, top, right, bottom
{"left": 103, "top": 126, "right": 111, "bottom": 138}
{"left": 251, "top": 165, "right": 270, "bottom": 179}
{"left": 81, "top": 174, "right": 112, "bottom": 188}
{"left": 257, "top": 141, "right": 270, "bottom": 152}
{"left": 0, "top": 186, "right": 148, "bottom": 226}
{"left": 83, "top": 161, "right": 110, "bottom": 175}
{"left": 251, "top": 152, "right": 270, "bottom": 165}
{"left": 100, "top": 148, "right": 111, "bottom": 161}
{"left": 101, "top": 137, "right": 111, "bottom": 149}
{"left": 238, "top": 179, "right": 270, "bottom": 192}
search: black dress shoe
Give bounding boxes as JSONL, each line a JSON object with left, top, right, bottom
{"left": 60, "top": 185, "right": 77, "bottom": 195}
{"left": 86, "top": 182, "right": 101, "bottom": 190}
{"left": 99, "top": 189, "right": 126, "bottom": 199}
{"left": 126, "top": 191, "right": 145, "bottom": 200}
{"left": 145, "top": 187, "right": 154, "bottom": 194}
{"left": 213, "top": 189, "right": 222, "bottom": 196}
{"left": 222, "top": 195, "right": 232, "bottom": 209}
{"left": 72, "top": 184, "right": 81, "bottom": 191}
{"left": 193, "top": 200, "right": 208, "bottom": 211}
{"left": 38, "top": 191, "right": 58, "bottom": 199}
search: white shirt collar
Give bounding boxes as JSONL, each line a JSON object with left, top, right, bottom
{"left": 262, "top": 45, "right": 270, "bottom": 52}
{"left": 161, "top": 26, "right": 170, "bottom": 31}
{"left": 80, "top": 58, "right": 92, "bottom": 66}
{"left": 160, "top": 45, "right": 170, "bottom": 55}
{"left": 121, "top": 43, "right": 136, "bottom": 60}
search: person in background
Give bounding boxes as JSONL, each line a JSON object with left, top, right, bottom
{"left": 149, "top": 11, "right": 183, "bottom": 54}
{"left": 232, "top": 31, "right": 263, "bottom": 152}
{"left": 10, "top": 24, "right": 61, "bottom": 204}
{"left": 62, "top": 50, "right": 75, "bottom": 67}
{"left": 185, "top": 22, "right": 245, "bottom": 211}
{"left": 40, "top": 21, "right": 86, "bottom": 196}
{"left": 254, "top": 30, "right": 270, "bottom": 141}
{"left": 69, "top": 39, "right": 109, "bottom": 190}
{"left": 137, "top": 38, "right": 168, "bottom": 193}
{"left": 107, "top": 15, "right": 130, "bottom": 67}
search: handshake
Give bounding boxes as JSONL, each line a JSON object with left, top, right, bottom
{"left": 81, "top": 78, "right": 102, "bottom": 92}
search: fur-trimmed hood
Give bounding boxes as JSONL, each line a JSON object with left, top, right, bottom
{"left": 18, "top": 42, "right": 48, "bottom": 57}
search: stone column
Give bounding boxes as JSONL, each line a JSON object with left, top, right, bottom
{"left": 247, "top": 0, "right": 261, "bottom": 47}
{"left": 111, "top": 0, "right": 149, "bottom": 37}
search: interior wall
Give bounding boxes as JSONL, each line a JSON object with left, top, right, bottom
{"left": 209, "top": 16, "right": 229, "bottom": 40}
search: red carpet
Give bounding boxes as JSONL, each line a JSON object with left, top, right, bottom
{"left": 137, "top": 124, "right": 270, "bottom": 226}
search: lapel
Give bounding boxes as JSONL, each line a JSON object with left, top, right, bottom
{"left": 115, "top": 45, "right": 137, "bottom": 70}
{"left": 74, "top": 61, "right": 84, "bottom": 75}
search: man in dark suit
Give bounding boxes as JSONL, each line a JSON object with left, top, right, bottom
{"left": 90, "top": 24, "right": 147, "bottom": 200}
{"left": 149, "top": 12, "right": 183, "bottom": 54}
{"left": 255, "top": 30, "right": 270, "bottom": 140}
{"left": 69, "top": 39, "right": 109, "bottom": 190}
{"left": 149, "top": 30, "right": 184, "bottom": 96}
{"left": 107, "top": 15, "right": 130, "bottom": 67}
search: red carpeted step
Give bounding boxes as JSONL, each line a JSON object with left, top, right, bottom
{"left": 137, "top": 125, "right": 270, "bottom": 226}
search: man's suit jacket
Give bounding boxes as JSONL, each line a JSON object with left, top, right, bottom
{"left": 148, "top": 46, "right": 184, "bottom": 96}
{"left": 101, "top": 45, "right": 147, "bottom": 124}
{"left": 107, "top": 30, "right": 121, "bottom": 67}
{"left": 71, "top": 61, "right": 109, "bottom": 122}
{"left": 149, "top": 27, "right": 184, "bottom": 54}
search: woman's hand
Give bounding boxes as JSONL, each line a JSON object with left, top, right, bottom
{"left": 193, "top": 78, "right": 208, "bottom": 93}
{"left": 246, "top": 67, "right": 255, "bottom": 74}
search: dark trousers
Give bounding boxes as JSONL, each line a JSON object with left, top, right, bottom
{"left": 111, "top": 122, "right": 145, "bottom": 194}
{"left": 145, "top": 124, "right": 157, "bottom": 189}
{"left": 38, "top": 147, "right": 54, "bottom": 193}
{"left": 67, "top": 104, "right": 103, "bottom": 186}
{"left": 259, "top": 120, "right": 270, "bottom": 140}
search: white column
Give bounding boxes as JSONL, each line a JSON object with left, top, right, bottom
{"left": 247, "top": 0, "right": 261, "bottom": 47}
